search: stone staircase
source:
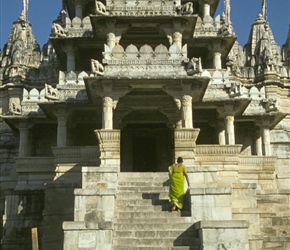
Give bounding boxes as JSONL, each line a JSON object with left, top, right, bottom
{"left": 113, "top": 172, "right": 200, "bottom": 250}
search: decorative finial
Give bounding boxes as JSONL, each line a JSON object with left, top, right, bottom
{"left": 261, "top": 0, "right": 267, "bottom": 20}
{"left": 23, "top": 0, "right": 29, "bottom": 22}
{"left": 224, "top": 0, "right": 231, "bottom": 25}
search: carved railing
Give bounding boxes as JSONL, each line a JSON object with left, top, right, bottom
{"left": 52, "top": 146, "right": 100, "bottom": 165}
{"left": 239, "top": 156, "right": 277, "bottom": 166}
{"left": 195, "top": 145, "right": 242, "bottom": 155}
{"left": 103, "top": 43, "right": 188, "bottom": 77}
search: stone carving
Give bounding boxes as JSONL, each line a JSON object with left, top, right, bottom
{"left": 45, "top": 84, "right": 59, "bottom": 100}
{"left": 91, "top": 59, "right": 105, "bottom": 76}
{"left": 95, "top": 1, "right": 109, "bottom": 16}
{"left": 176, "top": 2, "right": 194, "bottom": 15}
{"left": 52, "top": 23, "right": 67, "bottom": 37}
{"left": 225, "top": 82, "right": 241, "bottom": 97}
{"left": 218, "top": 13, "right": 233, "bottom": 36}
{"left": 263, "top": 98, "right": 278, "bottom": 112}
{"left": 186, "top": 57, "right": 202, "bottom": 75}
{"left": 9, "top": 101, "right": 22, "bottom": 115}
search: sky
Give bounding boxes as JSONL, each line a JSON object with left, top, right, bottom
{"left": 0, "top": 0, "right": 289, "bottom": 50}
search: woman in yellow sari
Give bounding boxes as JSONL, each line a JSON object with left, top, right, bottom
{"left": 168, "top": 157, "right": 190, "bottom": 211}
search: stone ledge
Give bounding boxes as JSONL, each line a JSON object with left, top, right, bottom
{"left": 74, "top": 188, "right": 116, "bottom": 196}
{"left": 190, "top": 187, "right": 232, "bottom": 195}
{"left": 232, "top": 183, "right": 257, "bottom": 189}
{"left": 82, "top": 166, "right": 119, "bottom": 173}
{"left": 276, "top": 174, "right": 290, "bottom": 179}
{"left": 263, "top": 236, "right": 290, "bottom": 242}
{"left": 257, "top": 189, "right": 290, "bottom": 195}
{"left": 63, "top": 221, "right": 113, "bottom": 230}
{"left": 187, "top": 166, "right": 218, "bottom": 172}
{"left": 194, "top": 220, "right": 249, "bottom": 230}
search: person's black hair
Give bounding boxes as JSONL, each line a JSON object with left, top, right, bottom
{"left": 177, "top": 156, "right": 183, "bottom": 163}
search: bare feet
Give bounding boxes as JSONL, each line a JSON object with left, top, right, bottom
{"left": 171, "top": 205, "right": 176, "bottom": 211}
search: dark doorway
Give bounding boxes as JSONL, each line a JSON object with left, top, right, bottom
{"left": 133, "top": 136, "right": 157, "bottom": 172}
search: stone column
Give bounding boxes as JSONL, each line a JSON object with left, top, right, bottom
{"left": 198, "top": 0, "right": 214, "bottom": 17}
{"left": 217, "top": 120, "right": 226, "bottom": 145}
{"left": 75, "top": 0, "right": 83, "bottom": 19}
{"left": 55, "top": 108, "right": 70, "bottom": 147}
{"left": 225, "top": 112, "right": 235, "bottom": 145}
{"left": 174, "top": 129, "right": 200, "bottom": 166}
{"left": 63, "top": 43, "right": 76, "bottom": 71}
{"left": 107, "top": 33, "right": 116, "bottom": 49}
{"left": 173, "top": 31, "right": 183, "bottom": 49}
{"left": 95, "top": 129, "right": 121, "bottom": 168}
{"left": 256, "top": 119, "right": 272, "bottom": 156}
{"left": 18, "top": 121, "right": 31, "bottom": 157}
{"left": 102, "top": 96, "right": 114, "bottom": 129}
{"left": 208, "top": 41, "right": 224, "bottom": 70}
{"left": 262, "top": 126, "right": 271, "bottom": 156}
{"left": 255, "top": 128, "right": 263, "bottom": 156}
{"left": 182, "top": 95, "right": 193, "bottom": 129}
{"left": 213, "top": 51, "right": 222, "bottom": 69}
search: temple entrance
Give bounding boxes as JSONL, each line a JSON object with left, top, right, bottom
{"left": 120, "top": 124, "right": 174, "bottom": 172}
{"left": 132, "top": 136, "right": 156, "bottom": 172}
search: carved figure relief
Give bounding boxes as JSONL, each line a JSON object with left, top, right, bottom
{"left": 52, "top": 23, "right": 67, "bottom": 37}
{"left": 176, "top": 2, "right": 194, "bottom": 15}
{"left": 263, "top": 98, "right": 278, "bottom": 112}
{"left": 95, "top": 1, "right": 109, "bottom": 16}
{"left": 226, "top": 82, "right": 241, "bottom": 97}
{"left": 186, "top": 57, "right": 202, "bottom": 75}
{"left": 45, "top": 84, "right": 59, "bottom": 100}
{"left": 91, "top": 59, "right": 105, "bottom": 76}
{"left": 9, "top": 102, "right": 22, "bottom": 115}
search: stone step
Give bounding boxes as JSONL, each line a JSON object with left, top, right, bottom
{"left": 118, "top": 172, "right": 169, "bottom": 180}
{"left": 113, "top": 237, "right": 199, "bottom": 247}
{"left": 115, "top": 198, "right": 169, "bottom": 206}
{"left": 118, "top": 181, "right": 169, "bottom": 186}
{"left": 116, "top": 191, "right": 170, "bottom": 200}
{"left": 113, "top": 246, "right": 199, "bottom": 250}
{"left": 115, "top": 215, "right": 193, "bottom": 224}
{"left": 114, "top": 229, "right": 196, "bottom": 239}
{"left": 115, "top": 211, "right": 191, "bottom": 219}
{"left": 118, "top": 186, "right": 169, "bottom": 193}
{"left": 114, "top": 222, "right": 194, "bottom": 231}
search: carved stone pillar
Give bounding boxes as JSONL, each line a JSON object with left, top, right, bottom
{"left": 174, "top": 129, "right": 200, "bottom": 166}
{"left": 63, "top": 43, "right": 76, "bottom": 71}
{"left": 255, "top": 129, "right": 263, "bottom": 156}
{"left": 55, "top": 108, "right": 70, "bottom": 147}
{"left": 256, "top": 119, "right": 272, "bottom": 156}
{"left": 225, "top": 112, "right": 235, "bottom": 145}
{"left": 107, "top": 33, "right": 116, "bottom": 49}
{"left": 217, "top": 120, "right": 226, "bottom": 145}
{"left": 173, "top": 31, "right": 183, "bottom": 49}
{"left": 102, "top": 96, "right": 114, "bottom": 129}
{"left": 198, "top": 0, "right": 214, "bottom": 16}
{"left": 18, "top": 121, "right": 32, "bottom": 157}
{"left": 95, "top": 129, "right": 120, "bottom": 169}
{"left": 262, "top": 126, "right": 271, "bottom": 156}
{"left": 213, "top": 51, "right": 222, "bottom": 69}
{"left": 182, "top": 95, "right": 193, "bottom": 128}
{"left": 75, "top": 0, "right": 84, "bottom": 19}
{"left": 209, "top": 41, "right": 224, "bottom": 70}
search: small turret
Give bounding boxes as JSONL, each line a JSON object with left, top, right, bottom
{"left": 282, "top": 25, "right": 290, "bottom": 66}
{"left": 1, "top": 11, "right": 41, "bottom": 83}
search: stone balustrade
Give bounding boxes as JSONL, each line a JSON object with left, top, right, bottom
{"left": 196, "top": 144, "right": 242, "bottom": 155}
{"left": 52, "top": 146, "right": 100, "bottom": 165}
{"left": 15, "top": 157, "right": 55, "bottom": 189}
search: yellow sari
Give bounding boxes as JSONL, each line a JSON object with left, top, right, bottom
{"left": 169, "top": 164, "right": 187, "bottom": 209}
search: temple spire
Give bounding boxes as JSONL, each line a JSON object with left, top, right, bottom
{"left": 224, "top": 0, "right": 231, "bottom": 25}
{"left": 23, "top": 0, "right": 29, "bottom": 22}
{"left": 261, "top": 0, "right": 267, "bottom": 20}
